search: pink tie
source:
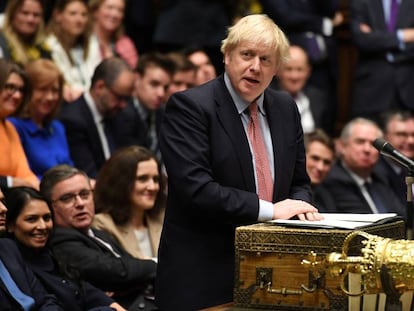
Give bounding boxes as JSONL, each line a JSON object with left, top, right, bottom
{"left": 247, "top": 102, "right": 273, "bottom": 201}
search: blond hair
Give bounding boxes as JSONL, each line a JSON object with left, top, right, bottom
{"left": 221, "top": 14, "right": 290, "bottom": 66}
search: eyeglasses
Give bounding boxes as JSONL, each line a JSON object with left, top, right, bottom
{"left": 106, "top": 84, "right": 130, "bottom": 103}
{"left": 51, "top": 189, "right": 93, "bottom": 206}
{"left": 2, "top": 83, "right": 25, "bottom": 95}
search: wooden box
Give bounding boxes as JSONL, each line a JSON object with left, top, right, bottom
{"left": 233, "top": 219, "right": 406, "bottom": 310}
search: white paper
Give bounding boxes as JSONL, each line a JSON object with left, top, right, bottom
{"left": 268, "top": 213, "right": 398, "bottom": 229}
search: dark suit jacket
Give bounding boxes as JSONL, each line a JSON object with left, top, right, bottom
{"left": 260, "top": 0, "right": 339, "bottom": 76}
{"left": 17, "top": 243, "right": 114, "bottom": 311}
{"left": 155, "top": 75, "right": 311, "bottom": 310}
{"left": 375, "top": 156, "right": 408, "bottom": 205}
{"left": 271, "top": 80, "right": 331, "bottom": 133}
{"left": 0, "top": 238, "right": 62, "bottom": 311}
{"left": 315, "top": 160, "right": 405, "bottom": 216}
{"left": 349, "top": 0, "right": 414, "bottom": 116}
{"left": 48, "top": 227, "right": 156, "bottom": 293}
{"left": 59, "top": 96, "right": 106, "bottom": 178}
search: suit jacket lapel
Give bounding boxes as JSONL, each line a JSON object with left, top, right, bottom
{"left": 214, "top": 78, "right": 256, "bottom": 193}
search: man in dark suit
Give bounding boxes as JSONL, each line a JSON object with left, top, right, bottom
{"left": 274, "top": 45, "right": 331, "bottom": 134}
{"left": 315, "top": 118, "right": 405, "bottom": 216}
{"left": 260, "top": 0, "right": 343, "bottom": 133}
{"left": 113, "top": 52, "right": 174, "bottom": 163}
{"left": 40, "top": 164, "right": 157, "bottom": 309}
{"left": 59, "top": 57, "right": 135, "bottom": 178}
{"left": 349, "top": 0, "right": 414, "bottom": 120}
{"left": 155, "top": 14, "right": 322, "bottom": 310}
{"left": 375, "top": 109, "right": 414, "bottom": 204}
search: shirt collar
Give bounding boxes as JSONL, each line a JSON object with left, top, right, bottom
{"left": 224, "top": 72, "right": 265, "bottom": 115}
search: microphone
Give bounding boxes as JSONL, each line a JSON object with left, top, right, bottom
{"left": 372, "top": 138, "right": 414, "bottom": 170}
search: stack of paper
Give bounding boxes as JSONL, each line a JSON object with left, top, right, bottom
{"left": 268, "top": 213, "right": 398, "bottom": 229}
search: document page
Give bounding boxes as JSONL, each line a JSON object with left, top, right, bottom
{"left": 268, "top": 213, "right": 398, "bottom": 229}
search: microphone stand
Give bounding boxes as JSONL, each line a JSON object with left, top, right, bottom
{"left": 406, "top": 169, "right": 414, "bottom": 240}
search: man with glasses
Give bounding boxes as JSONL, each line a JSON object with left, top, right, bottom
{"left": 40, "top": 164, "right": 157, "bottom": 309}
{"left": 59, "top": 57, "right": 135, "bottom": 178}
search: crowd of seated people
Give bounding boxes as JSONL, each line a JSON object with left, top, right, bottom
{"left": 2, "top": 0, "right": 414, "bottom": 309}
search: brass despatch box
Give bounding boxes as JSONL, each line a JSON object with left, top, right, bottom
{"left": 233, "top": 219, "right": 405, "bottom": 310}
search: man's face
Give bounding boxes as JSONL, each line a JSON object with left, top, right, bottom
{"left": 277, "top": 47, "right": 310, "bottom": 97}
{"left": 97, "top": 70, "right": 135, "bottom": 118}
{"left": 385, "top": 118, "right": 414, "bottom": 159}
{"left": 165, "top": 70, "right": 196, "bottom": 101}
{"left": 306, "top": 141, "right": 334, "bottom": 185}
{"left": 188, "top": 51, "right": 216, "bottom": 85}
{"left": 339, "top": 123, "right": 381, "bottom": 177}
{"left": 135, "top": 66, "right": 171, "bottom": 110}
{"left": 50, "top": 174, "right": 94, "bottom": 233}
{"left": 224, "top": 41, "right": 278, "bottom": 103}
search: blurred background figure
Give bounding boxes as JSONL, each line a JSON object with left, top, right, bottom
{"left": 8, "top": 59, "right": 73, "bottom": 180}
{"left": 184, "top": 46, "right": 217, "bottom": 86}
{"left": 315, "top": 118, "right": 404, "bottom": 216}
{"left": 260, "top": 0, "right": 343, "bottom": 133}
{"left": 0, "top": 0, "right": 50, "bottom": 66}
{"left": 112, "top": 52, "right": 174, "bottom": 163}
{"left": 164, "top": 51, "right": 196, "bottom": 102}
{"left": 59, "top": 57, "right": 135, "bottom": 178}
{"left": 4, "top": 186, "right": 125, "bottom": 311}
{"left": 304, "top": 129, "right": 335, "bottom": 187}
{"left": 89, "top": 0, "right": 138, "bottom": 69}
{"left": 153, "top": 0, "right": 239, "bottom": 75}
{"left": 93, "top": 146, "right": 165, "bottom": 261}
{"left": 0, "top": 59, "right": 38, "bottom": 190}
{"left": 274, "top": 45, "right": 330, "bottom": 134}
{"left": 46, "top": 0, "right": 101, "bottom": 102}
{"left": 348, "top": 0, "right": 414, "bottom": 122}
{"left": 375, "top": 109, "right": 414, "bottom": 205}
{"left": 304, "top": 129, "right": 336, "bottom": 210}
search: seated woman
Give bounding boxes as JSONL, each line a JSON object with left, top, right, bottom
{"left": 0, "top": 59, "right": 38, "bottom": 189}
{"left": 89, "top": 0, "right": 138, "bottom": 69}
{"left": 0, "top": 0, "right": 50, "bottom": 66}
{"left": 4, "top": 186, "right": 126, "bottom": 311}
{"left": 93, "top": 146, "right": 165, "bottom": 260}
{"left": 8, "top": 59, "right": 74, "bottom": 180}
{"left": 45, "top": 0, "right": 101, "bottom": 101}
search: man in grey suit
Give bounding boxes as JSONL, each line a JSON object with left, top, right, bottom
{"left": 155, "top": 14, "right": 322, "bottom": 310}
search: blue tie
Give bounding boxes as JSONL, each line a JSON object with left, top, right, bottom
{"left": 0, "top": 259, "right": 35, "bottom": 310}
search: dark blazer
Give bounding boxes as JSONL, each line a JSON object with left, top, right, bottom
{"left": 0, "top": 238, "right": 62, "bottom": 311}
{"left": 17, "top": 243, "right": 114, "bottom": 311}
{"left": 315, "top": 160, "right": 405, "bottom": 216}
{"left": 349, "top": 0, "right": 414, "bottom": 116}
{"left": 48, "top": 227, "right": 156, "bottom": 294}
{"left": 374, "top": 156, "right": 408, "bottom": 205}
{"left": 155, "top": 75, "right": 311, "bottom": 310}
{"left": 59, "top": 96, "right": 105, "bottom": 178}
{"left": 271, "top": 80, "right": 331, "bottom": 133}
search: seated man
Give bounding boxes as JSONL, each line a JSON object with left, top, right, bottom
{"left": 304, "top": 129, "right": 336, "bottom": 209}
{"left": 0, "top": 189, "right": 63, "bottom": 310}
{"left": 315, "top": 118, "right": 405, "bottom": 216}
{"left": 40, "top": 165, "right": 157, "bottom": 309}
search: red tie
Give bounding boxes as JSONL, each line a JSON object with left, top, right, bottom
{"left": 247, "top": 102, "right": 273, "bottom": 201}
